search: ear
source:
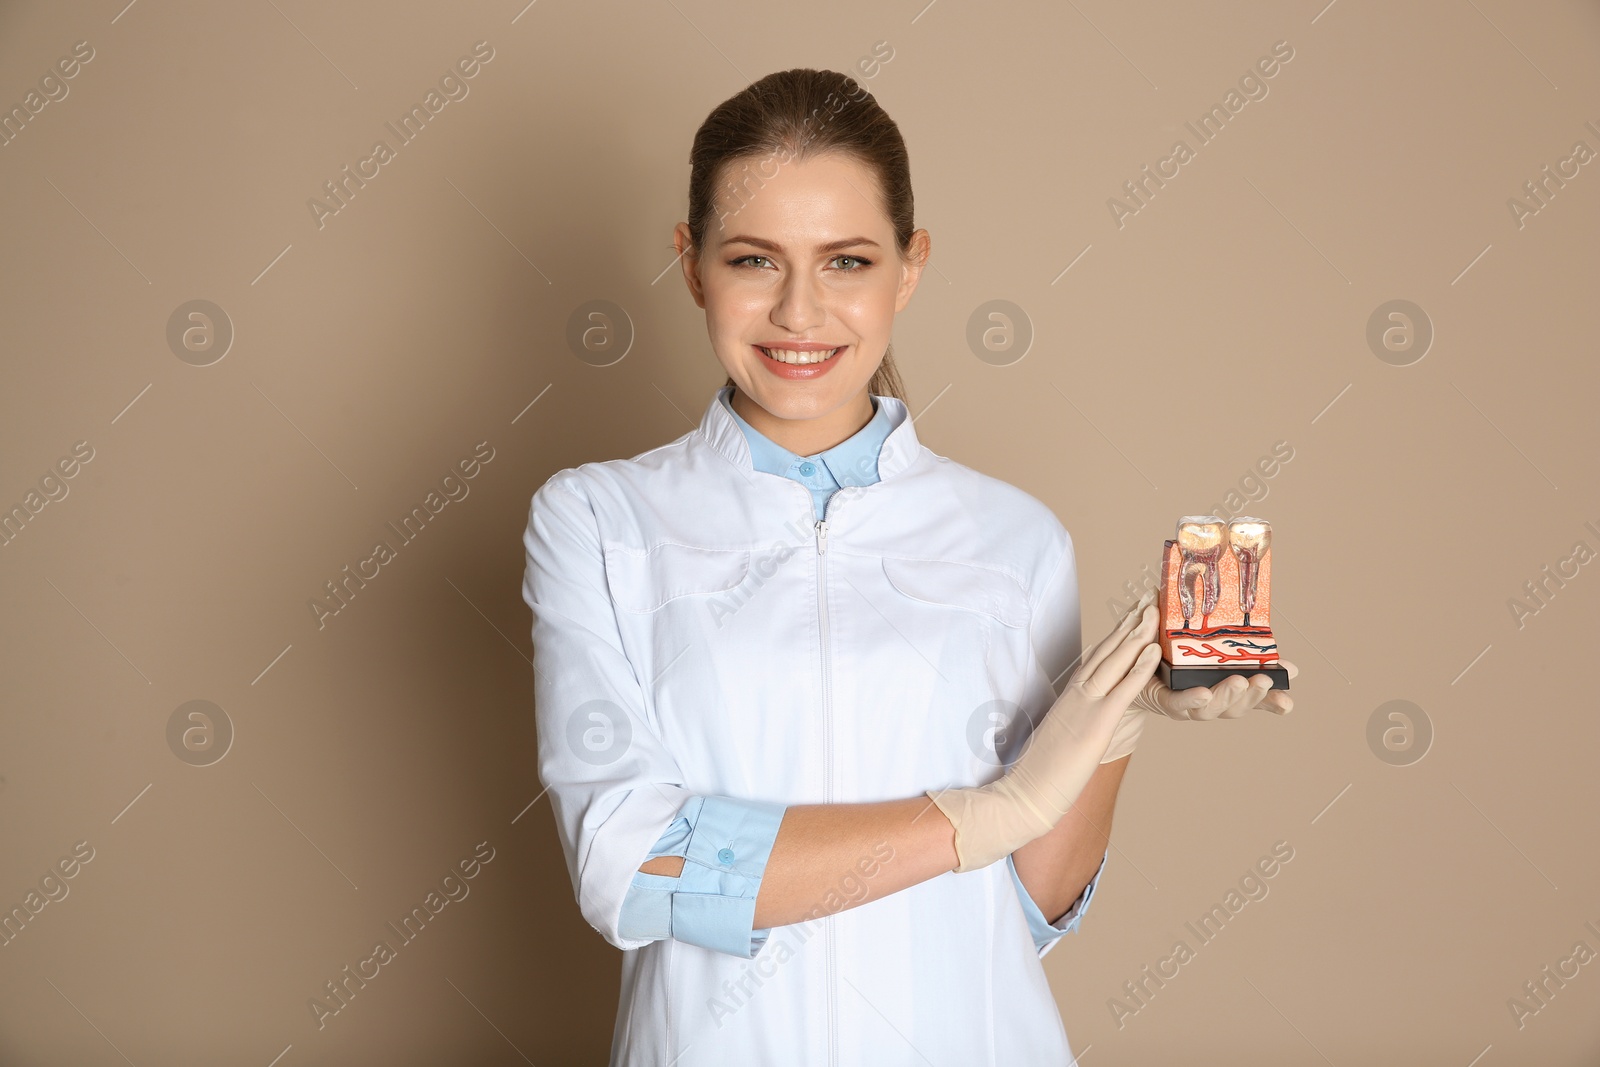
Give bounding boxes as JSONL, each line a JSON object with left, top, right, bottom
{"left": 673, "top": 222, "right": 706, "bottom": 309}
{"left": 894, "top": 229, "right": 932, "bottom": 313}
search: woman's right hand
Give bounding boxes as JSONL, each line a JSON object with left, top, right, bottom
{"left": 926, "top": 594, "right": 1162, "bottom": 872}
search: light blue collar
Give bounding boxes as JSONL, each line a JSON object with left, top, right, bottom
{"left": 717, "top": 385, "right": 894, "bottom": 488}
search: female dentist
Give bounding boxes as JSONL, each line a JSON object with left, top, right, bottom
{"left": 522, "top": 67, "right": 1296, "bottom": 1067}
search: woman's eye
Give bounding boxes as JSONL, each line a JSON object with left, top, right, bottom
{"left": 730, "top": 255, "right": 771, "bottom": 269}
{"left": 832, "top": 255, "right": 870, "bottom": 271}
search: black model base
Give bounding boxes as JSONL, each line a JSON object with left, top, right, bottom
{"left": 1159, "top": 661, "right": 1291, "bottom": 691}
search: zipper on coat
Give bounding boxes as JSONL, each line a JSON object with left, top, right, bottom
{"left": 814, "top": 517, "right": 832, "bottom": 815}
{"left": 815, "top": 505, "right": 837, "bottom": 1067}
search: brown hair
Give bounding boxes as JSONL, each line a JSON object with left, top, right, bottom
{"left": 685, "top": 68, "right": 912, "bottom": 403}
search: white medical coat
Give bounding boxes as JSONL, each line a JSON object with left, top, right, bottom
{"left": 522, "top": 386, "right": 1092, "bottom": 1065}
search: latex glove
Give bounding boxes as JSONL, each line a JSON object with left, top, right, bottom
{"left": 926, "top": 599, "right": 1162, "bottom": 873}
{"left": 1100, "top": 590, "right": 1298, "bottom": 763}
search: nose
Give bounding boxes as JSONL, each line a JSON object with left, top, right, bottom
{"left": 770, "top": 268, "right": 826, "bottom": 334}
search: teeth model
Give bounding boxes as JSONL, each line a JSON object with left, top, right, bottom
{"left": 1175, "top": 516, "right": 1227, "bottom": 627}
{"left": 1227, "top": 517, "right": 1271, "bottom": 627}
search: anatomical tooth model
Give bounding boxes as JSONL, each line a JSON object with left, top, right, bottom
{"left": 1228, "top": 517, "right": 1270, "bottom": 628}
{"left": 1156, "top": 515, "right": 1290, "bottom": 691}
{"left": 1175, "top": 518, "right": 1226, "bottom": 628}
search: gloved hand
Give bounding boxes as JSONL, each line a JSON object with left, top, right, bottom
{"left": 1100, "top": 589, "right": 1298, "bottom": 763}
{"left": 926, "top": 598, "right": 1162, "bottom": 873}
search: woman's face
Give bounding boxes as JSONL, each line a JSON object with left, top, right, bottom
{"left": 675, "top": 150, "right": 929, "bottom": 437}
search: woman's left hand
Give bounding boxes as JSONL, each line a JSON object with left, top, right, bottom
{"left": 1098, "top": 590, "right": 1298, "bottom": 761}
{"left": 1144, "top": 658, "right": 1297, "bottom": 721}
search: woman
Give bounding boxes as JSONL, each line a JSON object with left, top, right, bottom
{"left": 522, "top": 68, "right": 1294, "bottom": 1066}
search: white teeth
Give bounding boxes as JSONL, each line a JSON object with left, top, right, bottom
{"left": 759, "top": 346, "right": 841, "bottom": 365}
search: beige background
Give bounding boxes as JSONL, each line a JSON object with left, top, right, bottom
{"left": 1, "top": 0, "right": 1597, "bottom": 1063}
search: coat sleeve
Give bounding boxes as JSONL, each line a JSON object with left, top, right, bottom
{"left": 1016, "top": 520, "right": 1107, "bottom": 959}
{"left": 1028, "top": 523, "right": 1083, "bottom": 699}
{"left": 522, "top": 471, "right": 700, "bottom": 951}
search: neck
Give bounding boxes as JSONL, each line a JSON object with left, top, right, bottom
{"left": 730, "top": 388, "right": 875, "bottom": 457}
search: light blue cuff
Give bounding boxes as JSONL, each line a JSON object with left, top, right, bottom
{"left": 617, "top": 872, "right": 676, "bottom": 942}
{"left": 672, "top": 796, "right": 788, "bottom": 958}
{"left": 616, "top": 797, "right": 705, "bottom": 943}
{"left": 614, "top": 795, "right": 788, "bottom": 957}
{"left": 1009, "top": 848, "right": 1109, "bottom": 953}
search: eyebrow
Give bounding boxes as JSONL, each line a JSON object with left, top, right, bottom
{"left": 723, "top": 235, "right": 881, "bottom": 254}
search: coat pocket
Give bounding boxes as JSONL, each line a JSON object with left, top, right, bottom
{"left": 880, "top": 556, "right": 1030, "bottom": 629}
{"left": 603, "top": 542, "right": 751, "bottom": 614}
